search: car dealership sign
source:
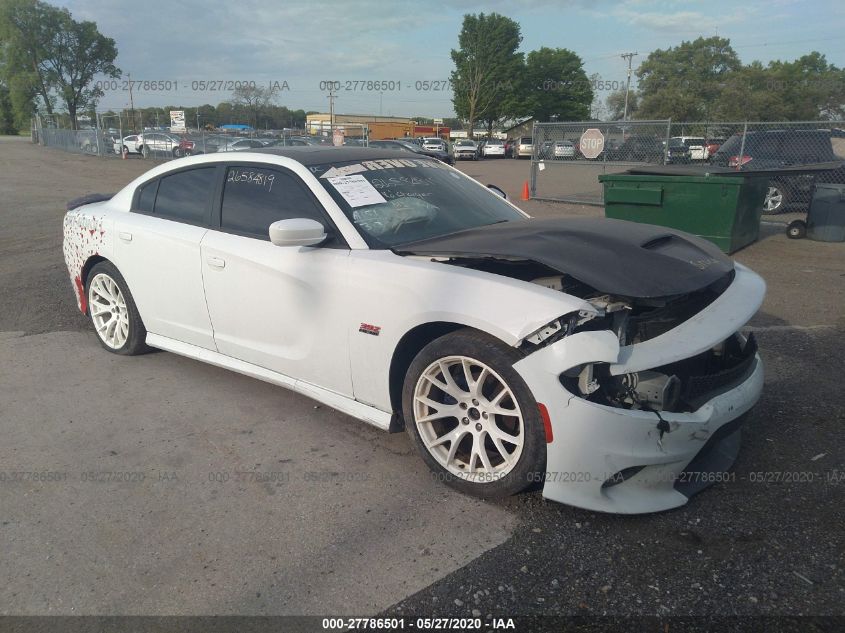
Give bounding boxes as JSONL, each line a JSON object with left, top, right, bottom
{"left": 579, "top": 128, "right": 605, "bottom": 159}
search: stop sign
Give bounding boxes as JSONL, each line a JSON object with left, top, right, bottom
{"left": 579, "top": 128, "right": 605, "bottom": 159}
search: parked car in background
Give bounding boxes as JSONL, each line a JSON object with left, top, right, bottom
{"left": 711, "top": 129, "right": 845, "bottom": 213}
{"left": 113, "top": 135, "right": 141, "bottom": 156}
{"left": 539, "top": 140, "right": 577, "bottom": 160}
{"left": 214, "top": 138, "right": 268, "bottom": 152}
{"left": 671, "top": 136, "right": 706, "bottom": 160}
{"left": 422, "top": 137, "right": 447, "bottom": 152}
{"left": 704, "top": 138, "right": 725, "bottom": 157}
{"left": 516, "top": 136, "right": 533, "bottom": 159}
{"left": 269, "top": 136, "right": 318, "bottom": 147}
{"left": 607, "top": 136, "right": 665, "bottom": 163}
{"left": 666, "top": 138, "right": 692, "bottom": 164}
{"left": 368, "top": 139, "right": 454, "bottom": 165}
{"left": 135, "top": 132, "right": 181, "bottom": 158}
{"left": 482, "top": 138, "right": 506, "bottom": 158}
{"left": 454, "top": 139, "right": 479, "bottom": 160}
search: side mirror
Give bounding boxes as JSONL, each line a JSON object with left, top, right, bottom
{"left": 487, "top": 184, "right": 507, "bottom": 199}
{"left": 269, "top": 218, "right": 327, "bottom": 247}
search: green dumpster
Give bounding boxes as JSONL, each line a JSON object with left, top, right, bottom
{"left": 598, "top": 171, "right": 767, "bottom": 254}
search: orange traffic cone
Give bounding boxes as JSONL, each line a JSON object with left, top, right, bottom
{"left": 521, "top": 180, "right": 530, "bottom": 200}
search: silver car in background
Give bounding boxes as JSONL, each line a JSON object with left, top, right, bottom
{"left": 214, "top": 138, "right": 268, "bottom": 152}
{"left": 135, "top": 132, "right": 180, "bottom": 158}
{"left": 453, "top": 139, "right": 479, "bottom": 160}
{"left": 516, "top": 136, "right": 533, "bottom": 159}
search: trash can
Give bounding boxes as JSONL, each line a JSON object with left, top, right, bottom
{"left": 599, "top": 169, "right": 768, "bottom": 254}
{"left": 807, "top": 183, "right": 845, "bottom": 242}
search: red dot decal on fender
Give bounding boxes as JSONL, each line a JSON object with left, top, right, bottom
{"left": 538, "top": 403, "right": 553, "bottom": 443}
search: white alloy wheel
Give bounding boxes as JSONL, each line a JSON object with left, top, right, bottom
{"left": 88, "top": 273, "right": 130, "bottom": 349}
{"left": 764, "top": 186, "right": 783, "bottom": 213}
{"left": 413, "top": 355, "right": 525, "bottom": 482}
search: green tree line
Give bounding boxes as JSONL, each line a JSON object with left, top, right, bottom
{"left": 605, "top": 37, "right": 845, "bottom": 122}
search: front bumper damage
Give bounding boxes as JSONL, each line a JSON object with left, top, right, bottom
{"left": 513, "top": 264, "right": 766, "bottom": 514}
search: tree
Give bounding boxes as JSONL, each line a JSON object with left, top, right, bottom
{"left": 0, "top": 80, "right": 17, "bottom": 133}
{"left": 522, "top": 47, "right": 592, "bottom": 122}
{"left": 0, "top": 0, "right": 58, "bottom": 120}
{"left": 606, "top": 88, "right": 638, "bottom": 121}
{"left": 46, "top": 11, "right": 119, "bottom": 128}
{"left": 761, "top": 52, "right": 845, "bottom": 120}
{"left": 636, "top": 36, "right": 741, "bottom": 120}
{"left": 0, "top": 0, "right": 120, "bottom": 128}
{"left": 450, "top": 12, "right": 523, "bottom": 136}
{"left": 229, "top": 84, "right": 279, "bottom": 129}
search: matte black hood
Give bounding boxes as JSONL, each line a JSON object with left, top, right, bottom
{"left": 396, "top": 217, "right": 734, "bottom": 298}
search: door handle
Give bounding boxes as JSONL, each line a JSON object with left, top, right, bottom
{"left": 206, "top": 256, "right": 226, "bottom": 269}
{"left": 119, "top": 231, "right": 132, "bottom": 242}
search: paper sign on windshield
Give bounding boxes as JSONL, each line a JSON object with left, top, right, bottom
{"left": 327, "top": 174, "right": 387, "bottom": 208}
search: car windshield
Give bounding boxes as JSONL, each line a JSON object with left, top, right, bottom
{"left": 312, "top": 158, "right": 523, "bottom": 248}
{"left": 456, "top": 140, "right": 474, "bottom": 146}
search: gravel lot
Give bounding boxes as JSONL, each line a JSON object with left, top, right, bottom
{"left": 1, "top": 137, "right": 842, "bottom": 623}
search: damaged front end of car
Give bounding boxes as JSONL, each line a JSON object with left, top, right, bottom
{"left": 399, "top": 218, "right": 766, "bottom": 512}
{"left": 512, "top": 263, "right": 765, "bottom": 514}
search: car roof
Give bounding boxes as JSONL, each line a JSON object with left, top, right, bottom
{"left": 250, "top": 146, "right": 427, "bottom": 165}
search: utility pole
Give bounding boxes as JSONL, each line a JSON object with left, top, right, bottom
{"left": 621, "top": 52, "right": 638, "bottom": 122}
{"left": 127, "top": 72, "right": 136, "bottom": 131}
{"left": 327, "top": 85, "right": 337, "bottom": 137}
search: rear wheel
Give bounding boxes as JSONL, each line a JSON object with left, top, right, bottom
{"left": 403, "top": 329, "right": 545, "bottom": 498}
{"left": 86, "top": 262, "right": 150, "bottom": 355}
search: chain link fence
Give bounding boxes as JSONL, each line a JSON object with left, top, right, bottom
{"left": 31, "top": 115, "right": 369, "bottom": 163}
{"left": 531, "top": 120, "right": 671, "bottom": 205}
{"left": 530, "top": 119, "right": 845, "bottom": 215}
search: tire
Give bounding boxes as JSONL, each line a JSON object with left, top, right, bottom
{"left": 402, "top": 329, "right": 546, "bottom": 498}
{"left": 787, "top": 219, "right": 807, "bottom": 239}
{"left": 763, "top": 182, "right": 789, "bottom": 214}
{"left": 86, "top": 261, "right": 150, "bottom": 355}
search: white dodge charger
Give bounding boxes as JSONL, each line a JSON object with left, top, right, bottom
{"left": 62, "top": 147, "right": 765, "bottom": 513}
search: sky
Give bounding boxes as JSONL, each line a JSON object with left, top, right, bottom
{"left": 55, "top": 0, "right": 845, "bottom": 120}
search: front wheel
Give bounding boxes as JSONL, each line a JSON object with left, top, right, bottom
{"left": 402, "top": 329, "right": 546, "bottom": 498}
{"left": 86, "top": 262, "right": 150, "bottom": 355}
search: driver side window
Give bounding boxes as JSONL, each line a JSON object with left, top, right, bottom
{"left": 220, "top": 166, "right": 340, "bottom": 244}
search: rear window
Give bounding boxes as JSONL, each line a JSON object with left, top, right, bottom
{"left": 153, "top": 167, "right": 217, "bottom": 224}
{"left": 520, "top": 137, "right": 533, "bottom": 143}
